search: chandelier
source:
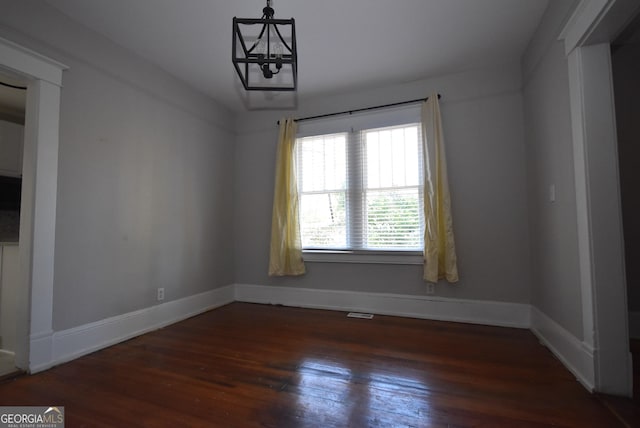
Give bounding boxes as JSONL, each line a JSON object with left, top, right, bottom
{"left": 232, "top": 0, "right": 297, "bottom": 91}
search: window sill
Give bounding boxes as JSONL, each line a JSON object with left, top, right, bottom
{"left": 303, "top": 250, "right": 423, "bottom": 265}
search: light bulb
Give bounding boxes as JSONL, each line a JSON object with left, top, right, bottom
{"left": 273, "top": 42, "right": 283, "bottom": 58}
{"left": 273, "top": 42, "right": 283, "bottom": 70}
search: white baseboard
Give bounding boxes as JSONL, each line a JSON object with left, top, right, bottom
{"left": 234, "top": 283, "right": 531, "bottom": 329}
{"left": 629, "top": 311, "right": 640, "bottom": 339}
{"left": 30, "top": 285, "right": 235, "bottom": 373}
{"left": 28, "top": 282, "right": 599, "bottom": 395}
{"left": 29, "top": 330, "right": 54, "bottom": 373}
{"left": 530, "top": 307, "right": 595, "bottom": 391}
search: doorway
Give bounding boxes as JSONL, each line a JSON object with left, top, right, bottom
{"left": 611, "top": 11, "right": 640, "bottom": 398}
{"left": 0, "top": 74, "right": 25, "bottom": 377}
{"left": 0, "top": 36, "right": 66, "bottom": 373}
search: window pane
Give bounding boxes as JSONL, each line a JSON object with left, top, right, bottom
{"left": 300, "top": 192, "right": 347, "bottom": 248}
{"left": 298, "top": 134, "right": 346, "bottom": 192}
{"left": 365, "top": 125, "right": 420, "bottom": 189}
{"left": 362, "top": 124, "right": 422, "bottom": 249}
{"left": 364, "top": 188, "right": 422, "bottom": 250}
{"left": 297, "top": 132, "right": 348, "bottom": 249}
{"left": 404, "top": 127, "right": 420, "bottom": 185}
{"left": 296, "top": 123, "right": 423, "bottom": 253}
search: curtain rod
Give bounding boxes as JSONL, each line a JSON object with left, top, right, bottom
{"left": 0, "top": 81, "right": 27, "bottom": 90}
{"left": 276, "top": 94, "right": 441, "bottom": 125}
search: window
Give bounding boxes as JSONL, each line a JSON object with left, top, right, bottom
{"left": 296, "top": 123, "right": 424, "bottom": 257}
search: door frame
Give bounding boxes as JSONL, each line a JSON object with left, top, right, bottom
{"left": 560, "top": 0, "right": 640, "bottom": 395}
{"left": 0, "top": 36, "right": 66, "bottom": 372}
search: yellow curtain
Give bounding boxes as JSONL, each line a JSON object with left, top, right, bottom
{"left": 268, "top": 118, "right": 306, "bottom": 276}
{"left": 422, "top": 94, "right": 459, "bottom": 283}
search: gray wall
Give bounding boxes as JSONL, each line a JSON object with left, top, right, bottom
{"left": 234, "top": 64, "right": 532, "bottom": 304}
{"left": 0, "top": 1, "right": 235, "bottom": 330}
{"left": 521, "top": 0, "right": 584, "bottom": 338}
{"left": 612, "top": 40, "right": 640, "bottom": 312}
{"left": 0, "top": 0, "right": 583, "bottom": 334}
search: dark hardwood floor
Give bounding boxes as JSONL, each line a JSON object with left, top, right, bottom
{"left": 0, "top": 303, "right": 623, "bottom": 427}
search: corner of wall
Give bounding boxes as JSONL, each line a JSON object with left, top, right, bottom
{"left": 530, "top": 306, "right": 595, "bottom": 391}
{"left": 32, "top": 285, "right": 236, "bottom": 373}
{"left": 522, "top": 0, "right": 580, "bottom": 85}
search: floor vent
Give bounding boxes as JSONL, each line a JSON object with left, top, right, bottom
{"left": 347, "top": 312, "right": 374, "bottom": 319}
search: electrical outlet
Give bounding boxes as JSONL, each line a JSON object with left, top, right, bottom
{"left": 157, "top": 288, "right": 165, "bottom": 301}
{"left": 426, "top": 283, "right": 435, "bottom": 295}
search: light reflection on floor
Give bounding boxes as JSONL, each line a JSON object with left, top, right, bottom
{"left": 295, "top": 358, "right": 432, "bottom": 426}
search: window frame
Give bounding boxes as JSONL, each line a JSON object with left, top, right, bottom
{"left": 295, "top": 109, "right": 425, "bottom": 265}
{"left": 302, "top": 249, "right": 423, "bottom": 265}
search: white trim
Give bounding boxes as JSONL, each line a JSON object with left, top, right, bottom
{"left": 303, "top": 250, "right": 422, "bottom": 265}
{"left": 567, "top": 47, "right": 597, "bottom": 355}
{"left": 28, "top": 330, "right": 54, "bottom": 373}
{"left": 0, "top": 36, "right": 68, "bottom": 374}
{"left": 0, "top": 37, "right": 68, "bottom": 86}
{"left": 566, "top": 43, "right": 631, "bottom": 396}
{"left": 29, "top": 285, "right": 235, "bottom": 373}
{"left": 530, "top": 307, "right": 595, "bottom": 391}
{"left": 560, "top": 0, "right": 634, "bottom": 397}
{"left": 25, "top": 80, "right": 63, "bottom": 371}
{"left": 234, "top": 283, "right": 531, "bottom": 329}
{"left": 559, "top": 0, "right": 615, "bottom": 54}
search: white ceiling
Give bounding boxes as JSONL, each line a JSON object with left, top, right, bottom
{"left": 45, "top": 0, "right": 549, "bottom": 113}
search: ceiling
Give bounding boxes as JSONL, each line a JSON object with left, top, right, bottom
{"left": 45, "top": 0, "right": 550, "bottom": 113}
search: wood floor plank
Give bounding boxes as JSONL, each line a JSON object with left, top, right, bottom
{"left": 0, "top": 302, "right": 624, "bottom": 427}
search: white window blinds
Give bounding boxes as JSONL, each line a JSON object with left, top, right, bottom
{"left": 296, "top": 118, "right": 424, "bottom": 252}
{"left": 297, "top": 132, "right": 348, "bottom": 249}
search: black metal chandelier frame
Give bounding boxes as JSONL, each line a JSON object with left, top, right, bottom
{"left": 232, "top": 0, "right": 297, "bottom": 91}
